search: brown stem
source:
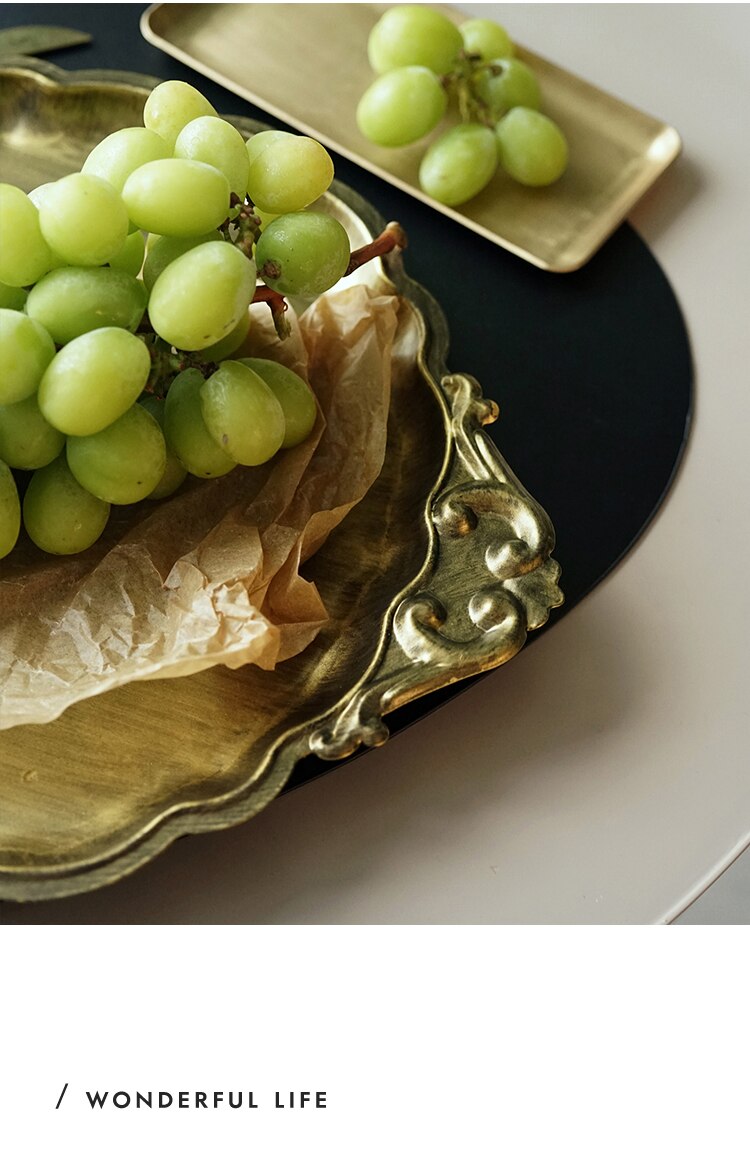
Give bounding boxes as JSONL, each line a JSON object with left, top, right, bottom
{"left": 252, "top": 284, "right": 292, "bottom": 339}
{"left": 345, "top": 221, "right": 407, "bottom": 277}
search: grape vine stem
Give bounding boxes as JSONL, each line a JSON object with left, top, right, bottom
{"left": 344, "top": 221, "right": 407, "bottom": 276}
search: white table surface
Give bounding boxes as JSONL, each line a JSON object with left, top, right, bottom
{"left": 3, "top": 3, "right": 748, "bottom": 925}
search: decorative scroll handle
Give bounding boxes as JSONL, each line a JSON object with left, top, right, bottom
{"left": 309, "top": 373, "right": 563, "bottom": 761}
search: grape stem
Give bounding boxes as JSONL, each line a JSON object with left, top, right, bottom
{"left": 344, "top": 221, "right": 407, "bottom": 276}
{"left": 439, "top": 54, "right": 505, "bottom": 127}
{"left": 252, "top": 285, "right": 291, "bottom": 339}
{"left": 220, "top": 193, "right": 262, "bottom": 257}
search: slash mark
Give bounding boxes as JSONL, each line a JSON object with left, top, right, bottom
{"left": 55, "top": 1083, "right": 68, "bottom": 1110}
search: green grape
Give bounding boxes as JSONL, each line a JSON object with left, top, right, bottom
{"left": 460, "top": 18, "right": 514, "bottom": 61}
{"left": 67, "top": 404, "right": 167, "bottom": 505}
{"left": 0, "top": 393, "right": 65, "bottom": 470}
{"left": 255, "top": 213, "right": 350, "bottom": 297}
{"left": 82, "top": 126, "right": 170, "bottom": 193}
{"left": 0, "top": 310, "right": 56, "bottom": 404}
{"left": 0, "top": 459, "right": 21, "bottom": 559}
{"left": 25, "top": 267, "right": 147, "bottom": 345}
{"left": 108, "top": 229, "right": 146, "bottom": 278}
{"left": 495, "top": 107, "right": 568, "bottom": 186}
{"left": 0, "top": 184, "right": 54, "bottom": 287}
{"left": 174, "top": 116, "right": 250, "bottom": 199}
{"left": 148, "top": 241, "right": 255, "bottom": 351}
{"left": 240, "top": 358, "right": 317, "bottom": 448}
{"left": 138, "top": 394, "right": 187, "bottom": 499}
{"left": 38, "top": 328, "right": 151, "bottom": 436}
{"left": 367, "top": 5, "right": 462, "bottom": 75}
{"left": 419, "top": 123, "right": 498, "bottom": 206}
{"left": 37, "top": 173, "right": 129, "bottom": 266}
{"left": 245, "top": 129, "right": 295, "bottom": 169}
{"left": 200, "top": 361, "right": 285, "bottom": 466}
{"left": 473, "top": 58, "right": 541, "bottom": 120}
{"left": 0, "top": 282, "right": 28, "bottom": 311}
{"left": 23, "top": 455, "right": 110, "bottom": 555}
{"left": 122, "top": 159, "right": 230, "bottom": 237}
{"left": 143, "top": 80, "right": 218, "bottom": 150}
{"left": 196, "top": 309, "right": 251, "bottom": 363}
{"left": 163, "top": 368, "right": 236, "bottom": 478}
{"left": 142, "top": 230, "right": 222, "bottom": 293}
{"left": 27, "top": 182, "right": 56, "bottom": 210}
{"left": 357, "top": 66, "right": 448, "bottom": 147}
{"left": 246, "top": 136, "right": 334, "bottom": 214}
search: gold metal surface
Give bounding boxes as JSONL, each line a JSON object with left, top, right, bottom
{"left": 0, "top": 61, "right": 561, "bottom": 901}
{"left": 0, "top": 26, "right": 92, "bottom": 58}
{"left": 141, "top": 2, "right": 681, "bottom": 273}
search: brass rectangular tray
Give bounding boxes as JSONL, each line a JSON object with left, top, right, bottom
{"left": 141, "top": 2, "right": 681, "bottom": 273}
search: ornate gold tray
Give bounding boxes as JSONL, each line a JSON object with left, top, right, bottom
{"left": 0, "top": 60, "right": 561, "bottom": 902}
{"left": 141, "top": 2, "right": 681, "bottom": 273}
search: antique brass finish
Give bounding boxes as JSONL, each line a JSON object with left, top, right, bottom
{"left": 309, "top": 374, "right": 561, "bottom": 761}
{"left": 0, "top": 61, "right": 561, "bottom": 900}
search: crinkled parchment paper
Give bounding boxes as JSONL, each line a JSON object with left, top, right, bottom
{"left": 0, "top": 283, "right": 407, "bottom": 730}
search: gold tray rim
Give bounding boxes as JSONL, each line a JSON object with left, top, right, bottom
{"left": 0, "top": 58, "right": 562, "bottom": 902}
{"left": 139, "top": 1, "right": 682, "bottom": 273}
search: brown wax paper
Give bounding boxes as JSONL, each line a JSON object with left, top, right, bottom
{"left": 0, "top": 283, "right": 405, "bottom": 730}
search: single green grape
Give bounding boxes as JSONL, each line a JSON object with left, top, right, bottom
{"left": 246, "top": 136, "right": 334, "bottom": 214}
{"left": 0, "top": 310, "right": 56, "bottom": 405}
{"left": 23, "top": 454, "right": 110, "bottom": 555}
{"left": 419, "top": 123, "right": 498, "bottom": 206}
{"left": 0, "top": 393, "right": 65, "bottom": 470}
{"left": 82, "top": 126, "right": 171, "bottom": 193}
{"left": 0, "top": 184, "right": 54, "bottom": 287}
{"left": 163, "top": 368, "right": 236, "bottom": 478}
{"left": 460, "top": 17, "right": 514, "bottom": 61}
{"left": 239, "top": 358, "right": 317, "bottom": 448}
{"left": 108, "top": 229, "right": 146, "bottom": 278}
{"left": 148, "top": 241, "right": 255, "bottom": 351}
{"left": 26, "top": 182, "right": 55, "bottom": 210}
{"left": 142, "top": 231, "right": 222, "bottom": 293}
{"left": 37, "top": 327, "right": 151, "bottom": 436}
{"left": 174, "top": 116, "right": 250, "bottom": 200}
{"left": 245, "top": 130, "right": 295, "bottom": 169}
{"left": 473, "top": 58, "right": 541, "bottom": 120}
{"left": 67, "top": 404, "right": 167, "bottom": 505}
{"left": 357, "top": 66, "right": 448, "bottom": 147}
{"left": 495, "top": 107, "right": 568, "bottom": 186}
{"left": 25, "top": 267, "right": 147, "bottom": 345}
{"left": 122, "top": 159, "right": 231, "bottom": 237}
{"left": 200, "top": 361, "right": 285, "bottom": 466}
{"left": 255, "top": 213, "right": 350, "bottom": 297}
{"left": 143, "top": 80, "right": 217, "bottom": 150}
{"left": 368, "top": 6, "right": 463, "bottom": 75}
{"left": 37, "top": 173, "right": 129, "bottom": 266}
{"left": 0, "top": 459, "right": 21, "bottom": 560}
{"left": 138, "top": 394, "right": 188, "bottom": 499}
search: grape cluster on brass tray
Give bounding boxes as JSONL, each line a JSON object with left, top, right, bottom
{"left": 0, "top": 60, "right": 562, "bottom": 900}
{"left": 357, "top": 6, "right": 568, "bottom": 206}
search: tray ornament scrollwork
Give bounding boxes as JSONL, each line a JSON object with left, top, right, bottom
{"left": 309, "top": 372, "right": 563, "bottom": 761}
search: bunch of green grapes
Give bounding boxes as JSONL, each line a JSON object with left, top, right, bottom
{"left": 357, "top": 6, "right": 569, "bottom": 206}
{"left": 0, "top": 80, "right": 359, "bottom": 560}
